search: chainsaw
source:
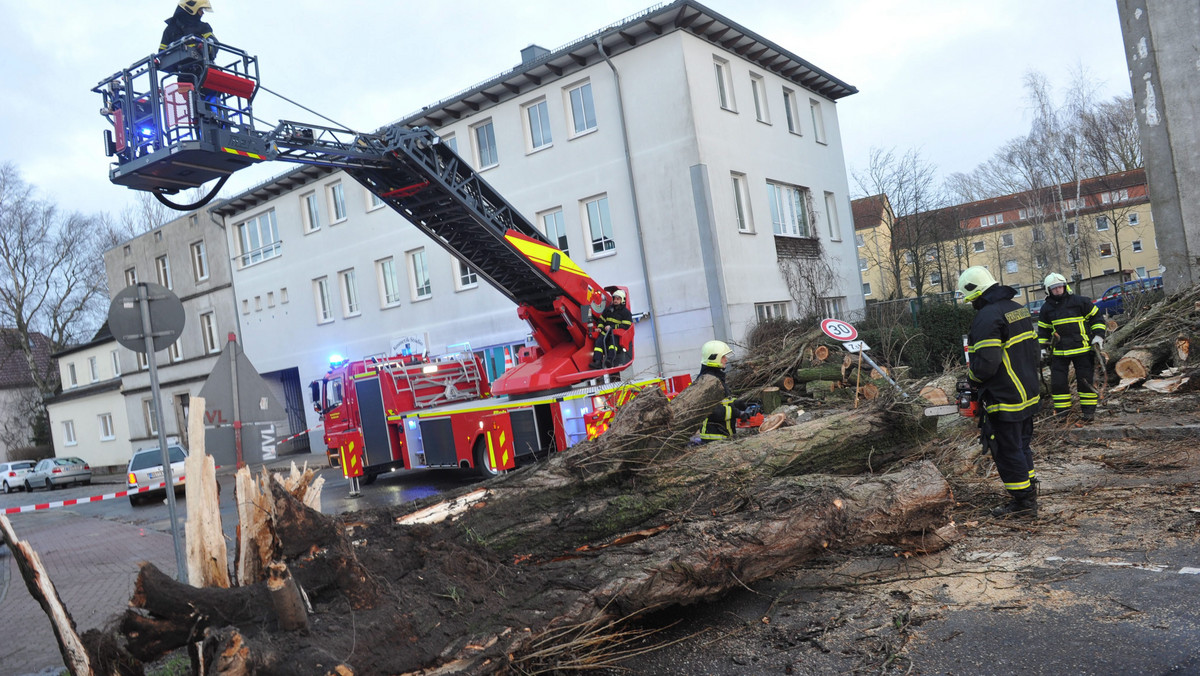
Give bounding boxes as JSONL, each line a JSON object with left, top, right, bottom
{"left": 923, "top": 377, "right": 979, "bottom": 418}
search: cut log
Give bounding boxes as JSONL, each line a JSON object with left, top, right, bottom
{"left": 805, "top": 379, "right": 840, "bottom": 395}
{"left": 0, "top": 515, "right": 92, "bottom": 674}
{"left": 185, "top": 397, "right": 229, "bottom": 589}
{"left": 1115, "top": 345, "right": 1171, "bottom": 380}
{"left": 857, "top": 383, "right": 880, "bottom": 401}
{"left": 814, "top": 345, "right": 830, "bottom": 362}
{"left": 920, "top": 386, "right": 950, "bottom": 406}
{"left": 792, "top": 363, "right": 846, "bottom": 385}
{"left": 266, "top": 562, "right": 308, "bottom": 632}
{"left": 781, "top": 376, "right": 795, "bottom": 391}
{"left": 760, "top": 386, "right": 782, "bottom": 413}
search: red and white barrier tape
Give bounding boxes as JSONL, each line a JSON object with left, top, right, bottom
{"left": 277, "top": 425, "right": 321, "bottom": 445}
{"left": 2, "top": 478, "right": 186, "bottom": 515}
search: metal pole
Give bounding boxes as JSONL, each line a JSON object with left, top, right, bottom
{"left": 854, "top": 348, "right": 908, "bottom": 398}
{"left": 229, "top": 333, "right": 243, "bottom": 467}
{"left": 138, "top": 283, "right": 187, "bottom": 584}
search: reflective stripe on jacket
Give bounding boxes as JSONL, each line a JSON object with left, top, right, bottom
{"left": 1037, "top": 292, "right": 1106, "bottom": 356}
{"left": 967, "top": 285, "right": 1041, "bottom": 421}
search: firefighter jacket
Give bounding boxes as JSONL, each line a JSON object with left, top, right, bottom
{"left": 1037, "top": 291, "right": 1107, "bottom": 357}
{"left": 598, "top": 303, "right": 633, "bottom": 347}
{"left": 696, "top": 365, "right": 747, "bottom": 441}
{"left": 966, "top": 284, "right": 1041, "bottom": 422}
{"left": 160, "top": 6, "right": 216, "bottom": 50}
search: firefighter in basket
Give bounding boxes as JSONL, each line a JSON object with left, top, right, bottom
{"left": 160, "top": 0, "right": 216, "bottom": 52}
{"left": 693, "top": 340, "right": 758, "bottom": 442}
{"left": 1037, "top": 272, "right": 1107, "bottom": 422}
{"left": 958, "top": 266, "right": 1041, "bottom": 518}
{"left": 589, "top": 290, "right": 633, "bottom": 369}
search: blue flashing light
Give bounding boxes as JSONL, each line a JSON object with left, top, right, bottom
{"left": 407, "top": 419, "right": 417, "bottom": 429}
{"left": 329, "top": 353, "right": 346, "bottom": 366}
{"left": 139, "top": 127, "right": 156, "bottom": 137}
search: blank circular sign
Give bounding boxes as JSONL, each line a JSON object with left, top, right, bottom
{"left": 109, "top": 283, "right": 186, "bottom": 353}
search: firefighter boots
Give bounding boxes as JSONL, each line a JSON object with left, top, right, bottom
{"left": 990, "top": 487, "right": 1038, "bottom": 518}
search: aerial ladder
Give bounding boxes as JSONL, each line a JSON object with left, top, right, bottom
{"left": 94, "top": 39, "right": 632, "bottom": 397}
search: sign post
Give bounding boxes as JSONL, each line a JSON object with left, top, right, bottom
{"left": 819, "top": 318, "right": 908, "bottom": 399}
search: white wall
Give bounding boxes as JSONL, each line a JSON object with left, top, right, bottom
{"left": 47, "top": 338, "right": 131, "bottom": 468}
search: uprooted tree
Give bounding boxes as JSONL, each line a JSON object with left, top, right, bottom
{"left": 79, "top": 376, "right": 956, "bottom": 675}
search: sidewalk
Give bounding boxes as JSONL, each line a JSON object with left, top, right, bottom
{"left": 0, "top": 510, "right": 178, "bottom": 676}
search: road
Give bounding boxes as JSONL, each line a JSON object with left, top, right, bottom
{"left": 0, "top": 454, "right": 479, "bottom": 676}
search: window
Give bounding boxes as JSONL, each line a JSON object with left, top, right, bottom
{"left": 862, "top": 282, "right": 872, "bottom": 296}
{"left": 732, "top": 173, "right": 752, "bottom": 233}
{"left": 1032, "top": 226, "right": 1045, "bottom": 243}
{"left": 750, "top": 73, "right": 768, "bottom": 122}
{"left": 143, "top": 399, "right": 158, "bottom": 436}
{"left": 328, "top": 182, "right": 347, "bottom": 222}
{"left": 63, "top": 420, "right": 77, "bottom": 446}
{"left": 237, "top": 210, "right": 281, "bottom": 266}
{"left": 809, "top": 99, "right": 827, "bottom": 143}
{"left": 99, "top": 414, "right": 114, "bottom": 441}
{"left": 1066, "top": 221, "right": 1078, "bottom": 236}
{"left": 858, "top": 257, "right": 868, "bottom": 271}
{"left": 88, "top": 356, "right": 98, "bottom": 382}
{"left": 111, "top": 350, "right": 121, "bottom": 376}
{"left": 123, "top": 245, "right": 131, "bottom": 256}
{"left": 713, "top": 57, "right": 734, "bottom": 110}
{"left": 191, "top": 240, "right": 208, "bottom": 281}
{"left": 456, "top": 260, "right": 478, "bottom": 290}
{"left": 267, "top": 292, "right": 275, "bottom": 308}
{"left": 1103, "top": 268, "right": 1117, "bottom": 275}
{"left": 1019, "top": 208, "right": 1028, "bottom": 219}
{"left": 1099, "top": 242, "right": 1114, "bottom": 257}
{"left": 1136, "top": 266, "right": 1147, "bottom": 278}
{"left": 755, "top": 301, "right": 789, "bottom": 321}
{"left": 973, "top": 241, "right": 985, "bottom": 253}
{"left": 930, "top": 271, "right": 943, "bottom": 285}
{"left": 980, "top": 214, "right": 1003, "bottom": 227}
{"left": 125, "top": 267, "right": 138, "bottom": 286}
{"left": 568, "top": 81, "right": 597, "bottom": 135}
{"left": 903, "top": 251, "right": 915, "bottom": 264}
{"left": 908, "top": 276, "right": 917, "bottom": 290}
{"left": 441, "top": 133, "right": 457, "bottom": 153}
{"left": 254, "top": 296, "right": 262, "bottom": 312}
{"left": 302, "top": 192, "right": 320, "bottom": 232}
{"left": 1096, "top": 215, "right": 1109, "bottom": 231}
{"left": 782, "top": 88, "right": 800, "bottom": 134}
{"left": 339, "top": 269, "right": 359, "bottom": 316}
{"left": 583, "top": 195, "right": 616, "bottom": 255}
{"left": 1132, "top": 239, "right": 1143, "bottom": 253}
{"left": 200, "top": 312, "right": 219, "bottom": 353}
{"left": 168, "top": 339, "right": 181, "bottom": 362}
{"left": 823, "top": 297, "right": 845, "bottom": 319}
{"left": 525, "top": 99, "right": 552, "bottom": 150}
{"left": 377, "top": 257, "right": 402, "bottom": 307}
{"left": 367, "top": 189, "right": 384, "bottom": 210}
{"left": 1128, "top": 212, "right": 1140, "bottom": 226}
{"left": 767, "top": 182, "right": 810, "bottom": 237}
{"left": 408, "top": 249, "right": 432, "bottom": 299}
{"left": 314, "top": 277, "right": 333, "bottom": 322}
{"left": 1001, "top": 233, "right": 1014, "bottom": 247}
{"left": 855, "top": 233, "right": 865, "bottom": 247}
{"left": 1035, "top": 254, "right": 1047, "bottom": 269}
{"left": 68, "top": 363, "right": 78, "bottom": 387}
{"left": 136, "top": 352, "right": 147, "bottom": 371}
{"left": 1005, "top": 260, "right": 1018, "bottom": 274}
{"left": 954, "top": 243, "right": 964, "bottom": 256}
{"left": 155, "top": 255, "right": 171, "bottom": 289}
{"left": 539, "top": 209, "right": 569, "bottom": 255}
{"left": 241, "top": 299, "right": 250, "bottom": 315}
{"left": 473, "top": 119, "right": 498, "bottom": 168}
{"left": 281, "top": 288, "right": 289, "bottom": 303}
{"left": 824, "top": 192, "right": 841, "bottom": 240}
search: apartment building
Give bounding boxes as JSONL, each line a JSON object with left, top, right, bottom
{"left": 45, "top": 324, "right": 130, "bottom": 469}
{"left": 854, "top": 169, "right": 1159, "bottom": 302}
{"left": 210, "top": 0, "right": 862, "bottom": 453}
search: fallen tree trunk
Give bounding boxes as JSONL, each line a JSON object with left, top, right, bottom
{"left": 93, "top": 377, "right": 951, "bottom": 676}
{"left": 1114, "top": 344, "right": 1172, "bottom": 380}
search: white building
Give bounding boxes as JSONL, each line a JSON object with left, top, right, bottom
{"left": 211, "top": 0, "right": 862, "bottom": 454}
{"left": 46, "top": 324, "right": 130, "bottom": 470}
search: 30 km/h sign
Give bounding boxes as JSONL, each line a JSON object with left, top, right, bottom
{"left": 820, "top": 318, "right": 858, "bottom": 342}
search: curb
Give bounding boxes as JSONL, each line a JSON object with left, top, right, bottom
{"left": 1067, "top": 423, "right": 1200, "bottom": 441}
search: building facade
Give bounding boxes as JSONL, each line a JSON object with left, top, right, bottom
{"left": 45, "top": 324, "right": 130, "bottom": 470}
{"left": 210, "top": 1, "right": 862, "bottom": 454}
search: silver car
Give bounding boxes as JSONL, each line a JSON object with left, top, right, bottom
{"left": 25, "top": 457, "right": 93, "bottom": 491}
{"left": 1, "top": 460, "right": 36, "bottom": 493}
{"left": 126, "top": 445, "right": 188, "bottom": 506}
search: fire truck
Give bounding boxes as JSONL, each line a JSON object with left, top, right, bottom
{"left": 95, "top": 39, "right": 688, "bottom": 478}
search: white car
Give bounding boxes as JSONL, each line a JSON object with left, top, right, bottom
{"left": 1, "top": 460, "right": 36, "bottom": 493}
{"left": 126, "top": 446, "right": 188, "bottom": 506}
{"left": 25, "top": 457, "right": 92, "bottom": 491}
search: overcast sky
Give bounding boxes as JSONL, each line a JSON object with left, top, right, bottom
{"left": 1, "top": 0, "right": 1132, "bottom": 218}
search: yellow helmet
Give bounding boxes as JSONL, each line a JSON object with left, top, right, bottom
{"left": 956, "top": 266, "right": 997, "bottom": 303}
{"left": 179, "top": 0, "right": 212, "bottom": 14}
{"left": 700, "top": 340, "right": 733, "bottom": 368}
{"left": 1043, "top": 273, "right": 1069, "bottom": 293}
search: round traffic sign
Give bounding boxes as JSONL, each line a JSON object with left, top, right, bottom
{"left": 820, "top": 318, "right": 858, "bottom": 342}
{"left": 109, "top": 283, "right": 186, "bottom": 353}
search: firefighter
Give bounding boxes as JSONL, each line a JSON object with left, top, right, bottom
{"left": 1038, "top": 272, "right": 1107, "bottom": 422}
{"left": 694, "top": 340, "right": 750, "bottom": 442}
{"left": 958, "top": 266, "right": 1041, "bottom": 517}
{"left": 160, "top": 0, "right": 216, "bottom": 51}
{"left": 589, "top": 290, "right": 633, "bottom": 369}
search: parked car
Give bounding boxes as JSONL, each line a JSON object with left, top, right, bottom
{"left": 1094, "top": 276, "right": 1164, "bottom": 316}
{"left": 1, "top": 460, "right": 36, "bottom": 493}
{"left": 1025, "top": 298, "right": 1046, "bottom": 318}
{"left": 126, "top": 445, "right": 188, "bottom": 506}
{"left": 25, "top": 457, "right": 92, "bottom": 491}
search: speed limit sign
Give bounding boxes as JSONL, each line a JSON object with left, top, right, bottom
{"left": 820, "top": 318, "right": 858, "bottom": 342}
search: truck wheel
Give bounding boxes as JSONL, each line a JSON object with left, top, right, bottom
{"left": 474, "top": 437, "right": 502, "bottom": 478}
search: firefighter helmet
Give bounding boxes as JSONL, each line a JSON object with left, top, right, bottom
{"left": 1043, "top": 272, "right": 1070, "bottom": 293}
{"left": 179, "top": 0, "right": 212, "bottom": 14}
{"left": 700, "top": 340, "right": 733, "bottom": 368}
{"left": 612, "top": 290, "right": 626, "bottom": 303}
{"left": 956, "top": 266, "right": 998, "bottom": 303}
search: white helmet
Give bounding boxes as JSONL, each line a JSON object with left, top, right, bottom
{"left": 1043, "top": 273, "right": 1069, "bottom": 293}
{"left": 700, "top": 340, "right": 733, "bottom": 368}
{"left": 612, "top": 290, "right": 626, "bottom": 303}
{"left": 956, "top": 266, "right": 998, "bottom": 303}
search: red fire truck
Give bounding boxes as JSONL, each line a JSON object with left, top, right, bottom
{"left": 95, "top": 41, "right": 691, "bottom": 480}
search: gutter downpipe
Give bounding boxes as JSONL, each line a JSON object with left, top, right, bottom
{"left": 596, "top": 38, "right": 666, "bottom": 377}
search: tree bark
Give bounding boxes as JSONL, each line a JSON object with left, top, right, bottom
{"left": 792, "top": 364, "right": 846, "bottom": 384}
{"left": 185, "top": 399, "right": 229, "bottom": 589}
